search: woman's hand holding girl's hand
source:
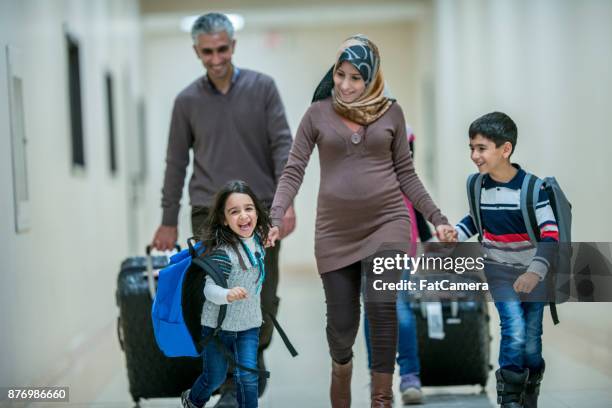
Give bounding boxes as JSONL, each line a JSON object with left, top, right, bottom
{"left": 266, "top": 226, "right": 280, "bottom": 247}
{"left": 227, "top": 287, "right": 248, "bottom": 302}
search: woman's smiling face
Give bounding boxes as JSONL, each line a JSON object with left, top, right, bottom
{"left": 333, "top": 61, "right": 366, "bottom": 103}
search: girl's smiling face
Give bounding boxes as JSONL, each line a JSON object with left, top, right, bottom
{"left": 224, "top": 192, "right": 258, "bottom": 238}
{"left": 333, "top": 61, "right": 366, "bottom": 103}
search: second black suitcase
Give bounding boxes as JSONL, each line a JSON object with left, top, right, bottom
{"left": 412, "top": 299, "right": 492, "bottom": 387}
{"left": 116, "top": 251, "right": 202, "bottom": 403}
{"left": 408, "top": 268, "right": 492, "bottom": 388}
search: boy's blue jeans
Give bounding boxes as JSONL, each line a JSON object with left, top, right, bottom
{"left": 487, "top": 264, "right": 546, "bottom": 373}
{"left": 364, "top": 298, "right": 420, "bottom": 375}
{"left": 189, "top": 326, "right": 260, "bottom": 408}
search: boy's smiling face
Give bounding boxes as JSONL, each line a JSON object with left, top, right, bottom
{"left": 469, "top": 134, "right": 513, "bottom": 174}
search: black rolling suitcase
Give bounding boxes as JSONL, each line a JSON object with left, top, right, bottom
{"left": 115, "top": 247, "right": 201, "bottom": 403}
{"left": 410, "top": 273, "right": 492, "bottom": 387}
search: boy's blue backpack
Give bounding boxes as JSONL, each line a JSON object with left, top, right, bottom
{"left": 467, "top": 172, "right": 573, "bottom": 324}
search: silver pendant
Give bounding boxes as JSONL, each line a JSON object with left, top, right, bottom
{"left": 351, "top": 133, "right": 362, "bottom": 145}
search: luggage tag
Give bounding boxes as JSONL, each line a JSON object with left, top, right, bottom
{"left": 426, "top": 302, "right": 445, "bottom": 340}
{"left": 446, "top": 301, "right": 462, "bottom": 325}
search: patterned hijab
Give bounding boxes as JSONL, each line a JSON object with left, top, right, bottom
{"left": 312, "top": 34, "right": 394, "bottom": 125}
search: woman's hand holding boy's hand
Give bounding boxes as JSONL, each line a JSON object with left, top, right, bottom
{"left": 227, "top": 287, "right": 248, "bottom": 302}
{"left": 513, "top": 272, "right": 540, "bottom": 294}
{"left": 436, "top": 224, "right": 458, "bottom": 242}
{"left": 266, "top": 226, "right": 280, "bottom": 247}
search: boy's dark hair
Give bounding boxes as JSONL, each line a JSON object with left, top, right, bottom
{"left": 469, "top": 112, "right": 517, "bottom": 156}
{"left": 200, "top": 180, "right": 270, "bottom": 253}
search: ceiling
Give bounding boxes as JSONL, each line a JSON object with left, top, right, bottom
{"left": 140, "top": 0, "right": 430, "bottom": 34}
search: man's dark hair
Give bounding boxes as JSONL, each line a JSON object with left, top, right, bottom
{"left": 469, "top": 112, "right": 517, "bottom": 155}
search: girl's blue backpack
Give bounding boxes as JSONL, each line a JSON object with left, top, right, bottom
{"left": 151, "top": 239, "right": 298, "bottom": 372}
{"left": 151, "top": 240, "right": 227, "bottom": 357}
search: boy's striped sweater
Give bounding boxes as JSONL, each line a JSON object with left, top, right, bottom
{"left": 455, "top": 165, "right": 559, "bottom": 279}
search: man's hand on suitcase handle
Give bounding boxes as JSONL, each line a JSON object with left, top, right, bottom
{"left": 227, "top": 287, "right": 248, "bottom": 302}
{"left": 151, "top": 225, "right": 178, "bottom": 251}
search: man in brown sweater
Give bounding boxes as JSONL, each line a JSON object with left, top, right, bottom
{"left": 150, "top": 13, "right": 294, "bottom": 407}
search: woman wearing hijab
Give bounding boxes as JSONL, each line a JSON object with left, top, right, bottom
{"left": 268, "top": 35, "right": 455, "bottom": 407}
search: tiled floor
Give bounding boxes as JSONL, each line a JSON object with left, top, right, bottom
{"left": 27, "top": 265, "right": 612, "bottom": 407}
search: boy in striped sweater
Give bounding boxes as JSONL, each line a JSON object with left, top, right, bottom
{"left": 455, "top": 112, "right": 559, "bottom": 408}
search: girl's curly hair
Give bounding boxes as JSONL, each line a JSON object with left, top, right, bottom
{"left": 199, "top": 180, "right": 270, "bottom": 254}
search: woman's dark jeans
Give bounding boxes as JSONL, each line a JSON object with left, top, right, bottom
{"left": 322, "top": 261, "right": 398, "bottom": 373}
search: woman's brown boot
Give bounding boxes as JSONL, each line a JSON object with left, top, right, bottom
{"left": 330, "top": 360, "right": 353, "bottom": 408}
{"left": 370, "top": 371, "right": 393, "bottom": 408}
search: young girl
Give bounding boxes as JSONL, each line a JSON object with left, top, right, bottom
{"left": 182, "top": 180, "right": 269, "bottom": 408}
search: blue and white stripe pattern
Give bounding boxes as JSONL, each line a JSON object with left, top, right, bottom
{"left": 456, "top": 166, "right": 559, "bottom": 279}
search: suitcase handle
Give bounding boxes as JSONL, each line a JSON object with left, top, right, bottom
{"left": 117, "top": 316, "right": 124, "bottom": 351}
{"left": 145, "top": 244, "right": 181, "bottom": 255}
{"left": 145, "top": 244, "right": 181, "bottom": 299}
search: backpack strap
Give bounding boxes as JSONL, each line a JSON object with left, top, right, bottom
{"left": 520, "top": 174, "right": 561, "bottom": 323}
{"left": 197, "top": 310, "right": 299, "bottom": 379}
{"left": 549, "top": 303, "right": 560, "bottom": 325}
{"left": 187, "top": 236, "right": 203, "bottom": 257}
{"left": 192, "top": 256, "right": 228, "bottom": 329}
{"left": 467, "top": 173, "right": 485, "bottom": 241}
{"left": 262, "top": 308, "right": 298, "bottom": 357}
{"left": 197, "top": 334, "right": 271, "bottom": 378}
{"left": 212, "top": 336, "right": 271, "bottom": 378}
{"left": 520, "top": 173, "right": 541, "bottom": 243}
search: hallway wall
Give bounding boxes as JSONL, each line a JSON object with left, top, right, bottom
{"left": 0, "top": 0, "right": 143, "bottom": 387}
{"left": 432, "top": 0, "right": 612, "bottom": 242}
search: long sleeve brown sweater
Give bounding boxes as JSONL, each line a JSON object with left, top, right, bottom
{"left": 270, "top": 98, "right": 448, "bottom": 274}
{"left": 161, "top": 69, "right": 292, "bottom": 226}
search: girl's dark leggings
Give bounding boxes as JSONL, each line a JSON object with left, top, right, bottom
{"left": 321, "top": 261, "right": 398, "bottom": 373}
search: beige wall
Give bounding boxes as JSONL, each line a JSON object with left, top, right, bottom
{"left": 0, "top": 0, "right": 142, "bottom": 386}
{"left": 432, "top": 0, "right": 612, "bottom": 241}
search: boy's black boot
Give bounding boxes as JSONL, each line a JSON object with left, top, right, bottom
{"left": 496, "top": 368, "right": 529, "bottom": 407}
{"left": 524, "top": 361, "right": 545, "bottom": 408}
